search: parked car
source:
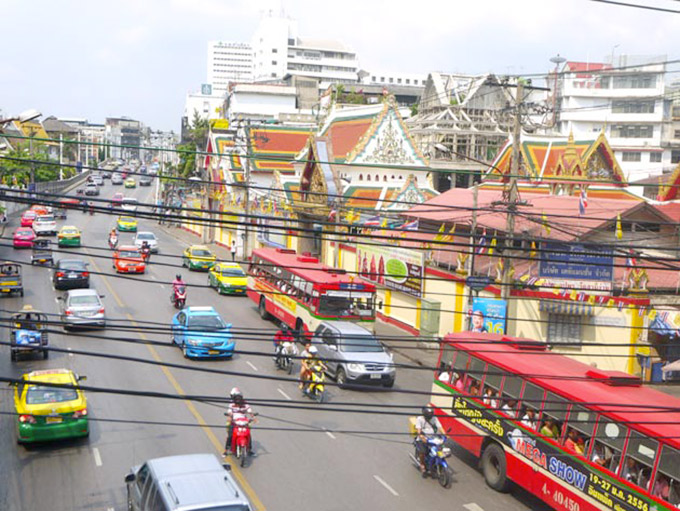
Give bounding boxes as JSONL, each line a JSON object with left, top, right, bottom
{"left": 13, "top": 369, "right": 89, "bottom": 444}
{"left": 84, "top": 183, "right": 99, "bottom": 196}
{"left": 53, "top": 259, "right": 90, "bottom": 290}
{"left": 32, "top": 215, "right": 57, "bottom": 236}
{"left": 133, "top": 231, "right": 159, "bottom": 253}
{"left": 111, "top": 173, "right": 124, "bottom": 185}
{"left": 139, "top": 175, "right": 152, "bottom": 186}
{"left": 60, "top": 288, "right": 105, "bottom": 329}
{"left": 125, "top": 454, "right": 253, "bottom": 511}
{"left": 312, "top": 321, "right": 395, "bottom": 388}
{"left": 13, "top": 227, "right": 36, "bottom": 248}
{"left": 171, "top": 306, "right": 234, "bottom": 358}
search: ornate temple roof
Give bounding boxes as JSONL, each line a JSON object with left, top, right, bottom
{"left": 229, "top": 125, "right": 312, "bottom": 174}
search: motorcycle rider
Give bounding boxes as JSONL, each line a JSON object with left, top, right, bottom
{"left": 223, "top": 387, "right": 255, "bottom": 456}
{"left": 301, "top": 345, "right": 326, "bottom": 393}
{"left": 141, "top": 240, "right": 151, "bottom": 263}
{"left": 172, "top": 274, "right": 185, "bottom": 305}
{"left": 415, "top": 406, "right": 442, "bottom": 476}
{"left": 108, "top": 228, "right": 118, "bottom": 249}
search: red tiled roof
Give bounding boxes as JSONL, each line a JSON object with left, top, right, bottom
{"left": 249, "top": 126, "right": 310, "bottom": 173}
{"left": 655, "top": 202, "right": 680, "bottom": 222}
{"left": 324, "top": 118, "right": 374, "bottom": 162}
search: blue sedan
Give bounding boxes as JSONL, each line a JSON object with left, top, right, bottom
{"left": 171, "top": 306, "right": 234, "bottom": 359}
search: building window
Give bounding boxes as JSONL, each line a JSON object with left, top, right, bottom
{"left": 272, "top": 60, "right": 277, "bottom": 65}
{"left": 611, "top": 100, "right": 655, "bottom": 114}
{"left": 380, "top": 77, "right": 385, "bottom": 82}
{"left": 675, "top": 130, "right": 680, "bottom": 139}
{"left": 272, "top": 48, "right": 278, "bottom": 53}
{"left": 397, "top": 78, "right": 402, "bottom": 84}
{"left": 650, "top": 152, "right": 662, "bottom": 163}
{"left": 612, "top": 74, "right": 655, "bottom": 89}
{"left": 622, "top": 152, "right": 642, "bottom": 162}
{"left": 405, "top": 79, "right": 410, "bottom": 84}
{"left": 672, "top": 151, "right": 680, "bottom": 164}
{"left": 389, "top": 78, "right": 394, "bottom": 83}
{"left": 612, "top": 125, "right": 653, "bottom": 138}
{"left": 414, "top": 79, "right": 419, "bottom": 85}
{"left": 547, "top": 313, "right": 583, "bottom": 345}
{"left": 371, "top": 76, "right": 376, "bottom": 81}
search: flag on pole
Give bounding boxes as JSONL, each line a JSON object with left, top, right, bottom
{"left": 626, "top": 250, "right": 637, "bottom": 269}
{"left": 401, "top": 219, "right": 419, "bottom": 230}
{"left": 579, "top": 187, "right": 588, "bottom": 216}
{"left": 477, "top": 228, "right": 488, "bottom": 254}
{"left": 615, "top": 213, "right": 623, "bottom": 240}
{"left": 530, "top": 241, "right": 537, "bottom": 259}
{"left": 488, "top": 234, "right": 497, "bottom": 256}
{"left": 542, "top": 211, "right": 551, "bottom": 235}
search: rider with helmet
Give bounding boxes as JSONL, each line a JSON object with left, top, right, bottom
{"left": 415, "top": 406, "right": 442, "bottom": 476}
{"left": 172, "top": 274, "right": 184, "bottom": 293}
{"left": 300, "top": 345, "right": 326, "bottom": 392}
{"left": 224, "top": 387, "right": 255, "bottom": 456}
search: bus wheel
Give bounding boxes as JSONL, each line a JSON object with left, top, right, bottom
{"left": 259, "top": 297, "right": 270, "bottom": 320}
{"left": 481, "top": 443, "right": 510, "bottom": 492}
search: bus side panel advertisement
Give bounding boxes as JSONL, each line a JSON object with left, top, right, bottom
{"left": 356, "top": 245, "right": 423, "bottom": 298}
{"left": 441, "top": 385, "right": 662, "bottom": 511}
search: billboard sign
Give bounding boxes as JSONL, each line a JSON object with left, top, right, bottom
{"left": 356, "top": 245, "right": 423, "bottom": 297}
{"left": 470, "top": 297, "right": 507, "bottom": 335}
{"left": 539, "top": 243, "right": 613, "bottom": 282}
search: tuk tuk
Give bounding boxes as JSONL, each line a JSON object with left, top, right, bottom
{"left": 10, "top": 305, "right": 49, "bottom": 361}
{"left": 0, "top": 262, "right": 23, "bottom": 297}
{"left": 31, "top": 239, "right": 53, "bottom": 266}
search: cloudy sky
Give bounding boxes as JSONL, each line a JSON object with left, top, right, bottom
{"left": 2, "top": 0, "right": 679, "bottom": 131}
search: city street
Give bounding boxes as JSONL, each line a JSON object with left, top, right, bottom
{"left": 0, "top": 181, "right": 549, "bottom": 511}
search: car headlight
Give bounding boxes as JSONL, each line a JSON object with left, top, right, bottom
{"left": 186, "top": 339, "right": 202, "bottom": 346}
{"left": 347, "top": 363, "right": 365, "bottom": 372}
{"left": 222, "top": 282, "right": 231, "bottom": 287}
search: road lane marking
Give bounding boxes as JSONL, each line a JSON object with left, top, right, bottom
{"left": 325, "top": 430, "right": 336, "bottom": 440}
{"left": 464, "top": 504, "right": 485, "bottom": 511}
{"left": 88, "top": 255, "right": 266, "bottom": 511}
{"left": 93, "top": 447, "right": 102, "bottom": 467}
{"left": 373, "top": 475, "right": 399, "bottom": 496}
{"left": 246, "top": 360, "right": 258, "bottom": 372}
{"left": 277, "top": 388, "right": 292, "bottom": 401}
{"left": 67, "top": 347, "right": 73, "bottom": 357}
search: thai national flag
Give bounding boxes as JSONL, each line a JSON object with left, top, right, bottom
{"left": 579, "top": 188, "right": 588, "bottom": 216}
{"left": 626, "top": 251, "right": 637, "bottom": 268}
{"left": 363, "top": 216, "right": 382, "bottom": 227}
{"left": 401, "top": 219, "right": 419, "bottom": 230}
{"left": 477, "top": 228, "right": 487, "bottom": 254}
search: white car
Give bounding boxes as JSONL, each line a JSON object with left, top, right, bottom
{"left": 134, "top": 231, "right": 159, "bottom": 253}
{"left": 121, "top": 198, "right": 138, "bottom": 212}
{"left": 32, "top": 214, "right": 57, "bottom": 236}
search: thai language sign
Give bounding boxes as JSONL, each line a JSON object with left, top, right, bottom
{"left": 539, "top": 243, "right": 613, "bottom": 282}
{"left": 356, "top": 245, "right": 423, "bottom": 297}
{"left": 471, "top": 298, "right": 507, "bottom": 334}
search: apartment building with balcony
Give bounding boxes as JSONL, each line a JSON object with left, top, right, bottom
{"left": 557, "top": 56, "right": 668, "bottom": 181}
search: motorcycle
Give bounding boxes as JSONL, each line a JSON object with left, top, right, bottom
{"left": 274, "top": 340, "right": 298, "bottom": 374}
{"left": 230, "top": 412, "right": 257, "bottom": 467}
{"left": 141, "top": 245, "right": 151, "bottom": 263}
{"left": 171, "top": 285, "right": 187, "bottom": 309}
{"left": 409, "top": 434, "right": 454, "bottom": 488}
{"left": 302, "top": 363, "right": 326, "bottom": 403}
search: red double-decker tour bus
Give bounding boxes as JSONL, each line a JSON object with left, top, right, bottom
{"left": 431, "top": 332, "right": 680, "bottom": 511}
{"left": 247, "top": 248, "right": 376, "bottom": 336}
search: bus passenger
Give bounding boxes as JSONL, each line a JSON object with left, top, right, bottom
{"left": 653, "top": 474, "right": 670, "bottom": 501}
{"left": 452, "top": 373, "right": 465, "bottom": 391}
{"left": 483, "top": 387, "right": 499, "bottom": 408}
{"left": 469, "top": 380, "right": 480, "bottom": 396}
{"left": 540, "top": 419, "right": 560, "bottom": 439}
{"left": 501, "top": 399, "right": 518, "bottom": 418}
{"left": 521, "top": 408, "right": 538, "bottom": 430}
{"left": 564, "top": 429, "right": 584, "bottom": 455}
{"left": 592, "top": 442, "right": 611, "bottom": 468}
{"left": 621, "top": 458, "right": 640, "bottom": 483}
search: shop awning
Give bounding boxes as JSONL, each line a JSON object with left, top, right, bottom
{"left": 539, "top": 299, "right": 594, "bottom": 316}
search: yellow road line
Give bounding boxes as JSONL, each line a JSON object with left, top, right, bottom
{"left": 88, "top": 252, "right": 266, "bottom": 510}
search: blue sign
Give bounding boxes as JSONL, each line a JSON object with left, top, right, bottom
{"left": 539, "top": 242, "right": 613, "bottom": 282}
{"left": 470, "top": 298, "right": 507, "bottom": 335}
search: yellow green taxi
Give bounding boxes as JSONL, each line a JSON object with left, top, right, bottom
{"left": 208, "top": 262, "right": 248, "bottom": 295}
{"left": 124, "top": 177, "right": 136, "bottom": 188}
{"left": 117, "top": 216, "right": 138, "bottom": 232}
{"left": 182, "top": 245, "right": 216, "bottom": 271}
{"left": 14, "top": 369, "right": 89, "bottom": 444}
{"left": 57, "top": 225, "right": 81, "bottom": 247}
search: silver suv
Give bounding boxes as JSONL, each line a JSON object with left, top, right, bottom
{"left": 125, "top": 453, "right": 253, "bottom": 511}
{"left": 312, "top": 321, "right": 396, "bottom": 388}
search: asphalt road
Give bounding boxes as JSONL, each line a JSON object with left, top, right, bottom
{"left": 0, "top": 179, "right": 550, "bottom": 511}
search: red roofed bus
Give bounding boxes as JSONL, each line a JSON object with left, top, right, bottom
{"left": 247, "top": 248, "right": 376, "bottom": 337}
{"left": 431, "top": 332, "right": 680, "bottom": 511}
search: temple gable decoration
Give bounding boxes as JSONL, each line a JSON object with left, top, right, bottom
{"left": 385, "top": 174, "right": 428, "bottom": 210}
{"left": 297, "top": 136, "right": 342, "bottom": 211}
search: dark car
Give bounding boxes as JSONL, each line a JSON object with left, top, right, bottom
{"left": 139, "top": 175, "right": 153, "bottom": 186}
{"left": 53, "top": 259, "right": 90, "bottom": 290}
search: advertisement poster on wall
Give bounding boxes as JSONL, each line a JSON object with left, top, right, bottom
{"left": 356, "top": 245, "right": 423, "bottom": 297}
{"left": 470, "top": 297, "right": 507, "bottom": 334}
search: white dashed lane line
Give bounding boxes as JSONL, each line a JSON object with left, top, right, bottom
{"left": 277, "top": 388, "right": 292, "bottom": 401}
{"left": 463, "top": 504, "right": 485, "bottom": 511}
{"left": 67, "top": 347, "right": 73, "bottom": 357}
{"left": 325, "top": 430, "right": 337, "bottom": 440}
{"left": 246, "top": 361, "right": 258, "bottom": 372}
{"left": 373, "top": 475, "right": 399, "bottom": 497}
{"left": 93, "top": 447, "right": 102, "bottom": 467}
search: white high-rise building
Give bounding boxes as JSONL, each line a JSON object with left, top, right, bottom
{"left": 557, "top": 55, "right": 668, "bottom": 181}
{"left": 207, "top": 41, "right": 254, "bottom": 93}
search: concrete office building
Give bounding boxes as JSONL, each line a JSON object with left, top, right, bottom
{"left": 207, "top": 41, "right": 254, "bottom": 93}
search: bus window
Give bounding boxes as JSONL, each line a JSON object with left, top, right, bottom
{"left": 518, "top": 382, "right": 544, "bottom": 432}
{"left": 465, "top": 356, "right": 485, "bottom": 396}
{"left": 593, "top": 417, "right": 627, "bottom": 474}
{"left": 482, "top": 364, "right": 502, "bottom": 409}
{"left": 565, "top": 405, "right": 595, "bottom": 456}
{"left": 451, "top": 351, "right": 470, "bottom": 392}
{"left": 437, "top": 344, "right": 457, "bottom": 384}
{"left": 623, "top": 432, "right": 658, "bottom": 490}
{"left": 500, "top": 375, "right": 522, "bottom": 418}
{"left": 654, "top": 445, "right": 680, "bottom": 506}
{"left": 541, "top": 392, "right": 568, "bottom": 442}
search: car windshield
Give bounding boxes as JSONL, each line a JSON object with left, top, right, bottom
{"left": 119, "top": 251, "right": 140, "bottom": 258}
{"left": 24, "top": 212, "right": 36, "bottom": 218}
{"left": 220, "top": 268, "right": 245, "bottom": 277}
{"left": 187, "top": 314, "right": 226, "bottom": 330}
{"left": 26, "top": 385, "right": 78, "bottom": 405}
{"left": 317, "top": 294, "right": 375, "bottom": 318}
{"left": 340, "top": 334, "right": 383, "bottom": 353}
{"left": 192, "top": 249, "right": 212, "bottom": 257}
{"left": 137, "top": 233, "right": 155, "bottom": 241}
{"left": 60, "top": 260, "right": 86, "bottom": 270}
{"left": 37, "top": 216, "right": 54, "bottom": 222}
{"left": 120, "top": 217, "right": 134, "bottom": 223}
{"left": 17, "top": 229, "right": 32, "bottom": 235}
{"left": 122, "top": 199, "right": 137, "bottom": 204}
{"left": 61, "top": 229, "right": 78, "bottom": 235}
{"left": 69, "top": 295, "right": 100, "bottom": 306}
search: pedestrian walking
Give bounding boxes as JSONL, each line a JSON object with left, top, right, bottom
{"left": 231, "top": 240, "right": 237, "bottom": 261}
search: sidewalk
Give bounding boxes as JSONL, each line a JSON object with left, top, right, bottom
{"left": 158, "top": 224, "right": 439, "bottom": 368}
